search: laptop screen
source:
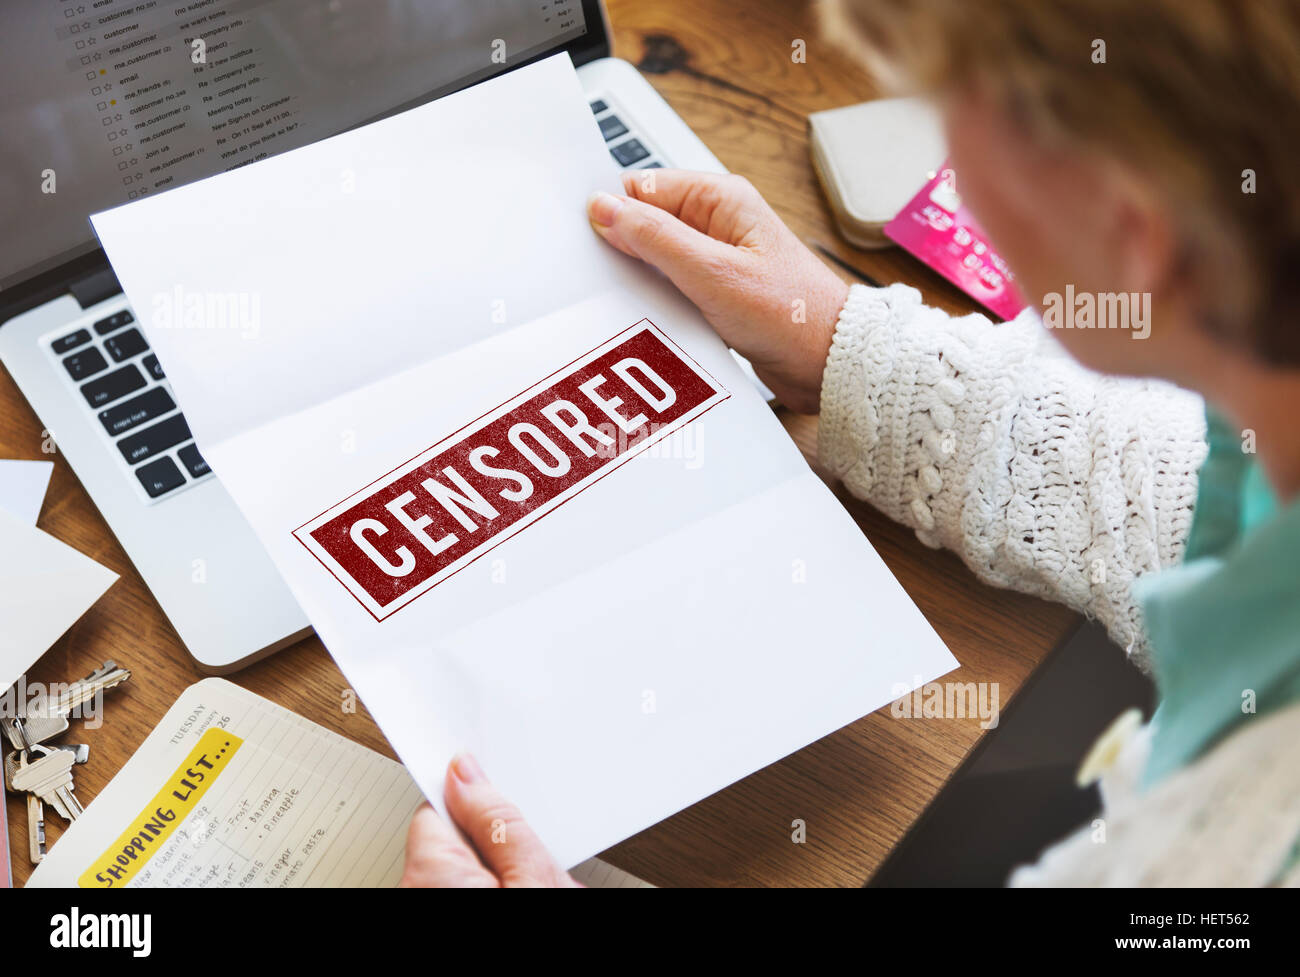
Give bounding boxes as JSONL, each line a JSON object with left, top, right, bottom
{"left": 1, "top": 0, "right": 594, "bottom": 294}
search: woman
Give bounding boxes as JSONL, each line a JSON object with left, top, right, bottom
{"left": 402, "top": 0, "right": 1300, "bottom": 886}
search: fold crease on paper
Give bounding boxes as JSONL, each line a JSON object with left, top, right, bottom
{"left": 88, "top": 54, "right": 957, "bottom": 867}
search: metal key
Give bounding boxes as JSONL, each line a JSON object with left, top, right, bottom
{"left": 5, "top": 745, "right": 88, "bottom": 790}
{"left": 11, "top": 745, "right": 83, "bottom": 822}
{"left": 5, "top": 661, "right": 131, "bottom": 749}
{"left": 8, "top": 715, "right": 68, "bottom": 750}
{"left": 27, "top": 792, "right": 47, "bottom": 863}
{"left": 61, "top": 743, "right": 91, "bottom": 765}
{"left": 55, "top": 661, "right": 131, "bottom": 716}
{"left": 3, "top": 717, "right": 29, "bottom": 752}
{"left": 8, "top": 749, "right": 67, "bottom": 821}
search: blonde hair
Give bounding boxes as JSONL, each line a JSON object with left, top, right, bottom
{"left": 821, "top": 0, "right": 1300, "bottom": 364}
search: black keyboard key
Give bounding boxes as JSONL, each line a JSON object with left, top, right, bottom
{"left": 142, "top": 353, "right": 165, "bottom": 380}
{"left": 104, "top": 327, "right": 149, "bottom": 363}
{"left": 135, "top": 456, "right": 186, "bottom": 498}
{"left": 118, "top": 413, "right": 191, "bottom": 465}
{"left": 640, "top": 161, "right": 664, "bottom": 169}
{"left": 52, "top": 329, "right": 91, "bottom": 354}
{"left": 81, "top": 363, "right": 146, "bottom": 408}
{"left": 589, "top": 99, "right": 608, "bottom": 115}
{"left": 93, "top": 310, "right": 134, "bottom": 335}
{"left": 63, "top": 347, "right": 108, "bottom": 381}
{"left": 598, "top": 114, "right": 628, "bottom": 142}
{"left": 177, "top": 442, "right": 210, "bottom": 478}
{"left": 611, "top": 138, "right": 651, "bottom": 167}
{"left": 98, "top": 387, "right": 176, "bottom": 437}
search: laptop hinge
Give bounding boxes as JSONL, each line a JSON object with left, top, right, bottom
{"left": 68, "top": 266, "right": 122, "bottom": 309}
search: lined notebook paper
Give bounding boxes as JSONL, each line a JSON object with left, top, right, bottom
{"left": 28, "top": 678, "right": 423, "bottom": 888}
{"left": 26, "top": 678, "right": 653, "bottom": 888}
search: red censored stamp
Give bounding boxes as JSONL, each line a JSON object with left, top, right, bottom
{"left": 293, "top": 320, "right": 729, "bottom": 620}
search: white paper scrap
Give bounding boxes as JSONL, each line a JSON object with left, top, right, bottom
{"left": 0, "top": 459, "right": 54, "bottom": 525}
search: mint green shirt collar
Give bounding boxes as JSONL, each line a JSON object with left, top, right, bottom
{"left": 1135, "top": 408, "right": 1300, "bottom": 786}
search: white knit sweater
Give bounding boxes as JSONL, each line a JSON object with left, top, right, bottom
{"left": 816, "top": 284, "right": 1300, "bottom": 887}
{"left": 819, "top": 283, "right": 1208, "bottom": 669}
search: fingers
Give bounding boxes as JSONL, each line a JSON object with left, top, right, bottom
{"left": 618, "top": 169, "right": 764, "bottom": 236}
{"left": 587, "top": 189, "right": 747, "bottom": 309}
{"left": 588, "top": 188, "right": 725, "bottom": 261}
{"left": 443, "top": 753, "right": 580, "bottom": 888}
{"left": 400, "top": 802, "right": 499, "bottom": 887}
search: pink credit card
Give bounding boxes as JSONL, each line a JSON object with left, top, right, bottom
{"left": 884, "top": 162, "right": 1027, "bottom": 321}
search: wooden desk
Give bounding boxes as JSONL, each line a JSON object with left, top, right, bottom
{"left": 2, "top": 0, "right": 1076, "bottom": 888}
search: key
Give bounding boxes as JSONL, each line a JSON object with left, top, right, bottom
{"left": 598, "top": 114, "right": 628, "bottom": 141}
{"left": 55, "top": 661, "right": 131, "bottom": 716}
{"left": 3, "top": 717, "right": 29, "bottom": 751}
{"left": 105, "top": 327, "right": 149, "bottom": 362}
{"left": 98, "top": 386, "right": 176, "bottom": 436}
{"left": 177, "top": 442, "right": 210, "bottom": 478}
{"left": 8, "top": 742, "right": 89, "bottom": 861}
{"left": 63, "top": 347, "right": 108, "bottom": 381}
{"left": 12, "top": 745, "right": 83, "bottom": 822}
{"left": 11, "top": 749, "right": 68, "bottom": 820}
{"left": 611, "top": 138, "right": 650, "bottom": 167}
{"left": 93, "top": 309, "right": 134, "bottom": 336}
{"left": 7, "top": 661, "right": 132, "bottom": 749}
{"left": 28, "top": 793, "right": 47, "bottom": 863}
{"left": 11, "top": 714, "right": 68, "bottom": 749}
{"left": 117, "top": 413, "right": 192, "bottom": 465}
{"left": 81, "top": 363, "right": 146, "bottom": 408}
{"left": 61, "top": 743, "right": 92, "bottom": 765}
{"left": 5, "top": 745, "right": 89, "bottom": 789}
{"left": 4, "top": 749, "right": 22, "bottom": 791}
{"left": 136, "top": 456, "right": 186, "bottom": 498}
{"left": 51, "top": 329, "right": 91, "bottom": 354}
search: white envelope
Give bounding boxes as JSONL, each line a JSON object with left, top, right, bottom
{"left": 89, "top": 55, "right": 957, "bottom": 867}
{"left": 0, "top": 507, "right": 118, "bottom": 695}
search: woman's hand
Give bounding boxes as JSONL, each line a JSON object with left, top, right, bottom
{"left": 587, "top": 170, "right": 850, "bottom": 414}
{"left": 400, "top": 753, "right": 581, "bottom": 887}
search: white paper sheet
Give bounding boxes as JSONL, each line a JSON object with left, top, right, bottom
{"left": 0, "top": 459, "right": 54, "bottom": 524}
{"left": 0, "top": 508, "right": 118, "bottom": 695}
{"left": 90, "top": 55, "right": 957, "bottom": 867}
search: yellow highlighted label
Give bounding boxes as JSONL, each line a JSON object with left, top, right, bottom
{"left": 79, "top": 727, "right": 243, "bottom": 888}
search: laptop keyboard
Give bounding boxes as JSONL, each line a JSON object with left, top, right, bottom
{"left": 44, "top": 306, "right": 212, "bottom": 504}
{"left": 590, "top": 97, "right": 664, "bottom": 171}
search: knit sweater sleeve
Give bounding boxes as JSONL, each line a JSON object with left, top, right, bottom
{"left": 817, "top": 283, "right": 1208, "bottom": 665}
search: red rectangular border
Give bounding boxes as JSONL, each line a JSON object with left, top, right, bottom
{"left": 292, "top": 319, "right": 729, "bottom": 622}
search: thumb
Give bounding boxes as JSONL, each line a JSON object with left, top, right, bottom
{"left": 587, "top": 190, "right": 730, "bottom": 292}
{"left": 444, "top": 753, "right": 579, "bottom": 887}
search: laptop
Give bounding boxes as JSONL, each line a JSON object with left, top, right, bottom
{"left": 0, "top": 0, "right": 725, "bottom": 672}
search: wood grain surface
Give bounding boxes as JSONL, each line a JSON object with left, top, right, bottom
{"left": 2, "top": 0, "right": 1076, "bottom": 888}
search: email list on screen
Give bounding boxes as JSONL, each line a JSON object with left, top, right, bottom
{"left": 0, "top": 0, "right": 588, "bottom": 291}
